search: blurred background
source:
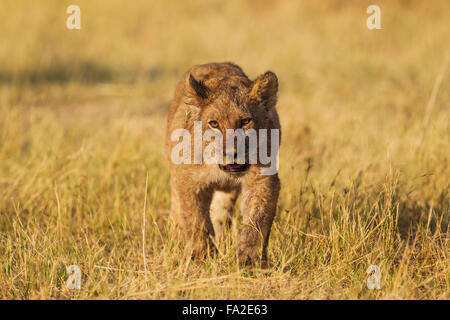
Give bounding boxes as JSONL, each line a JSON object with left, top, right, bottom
{"left": 1, "top": 0, "right": 448, "bottom": 86}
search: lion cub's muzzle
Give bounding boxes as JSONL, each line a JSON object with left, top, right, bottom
{"left": 218, "top": 163, "right": 250, "bottom": 173}
{"left": 218, "top": 150, "right": 251, "bottom": 173}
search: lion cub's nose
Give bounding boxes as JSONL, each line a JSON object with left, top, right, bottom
{"left": 224, "top": 152, "right": 236, "bottom": 164}
{"left": 224, "top": 151, "right": 244, "bottom": 164}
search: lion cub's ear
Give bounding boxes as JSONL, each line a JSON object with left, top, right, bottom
{"left": 186, "top": 74, "right": 211, "bottom": 105}
{"left": 249, "top": 71, "right": 278, "bottom": 107}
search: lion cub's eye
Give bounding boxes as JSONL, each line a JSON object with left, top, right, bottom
{"left": 208, "top": 120, "right": 219, "bottom": 128}
{"left": 241, "top": 118, "right": 252, "bottom": 126}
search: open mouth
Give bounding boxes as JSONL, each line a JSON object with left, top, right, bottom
{"left": 218, "top": 163, "right": 250, "bottom": 173}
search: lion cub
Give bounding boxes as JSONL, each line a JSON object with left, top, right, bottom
{"left": 166, "top": 62, "right": 281, "bottom": 266}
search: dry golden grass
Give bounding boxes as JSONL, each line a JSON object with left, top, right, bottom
{"left": 0, "top": 0, "right": 449, "bottom": 299}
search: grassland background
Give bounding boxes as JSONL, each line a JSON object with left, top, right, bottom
{"left": 0, "top": 0, "right": 449, "bottom": 299}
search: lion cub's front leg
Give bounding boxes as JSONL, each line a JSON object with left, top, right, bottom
{"left": 171, "top": 179, "right": 216, "bottom": 257}
{"left": 238, "top": 174, "right": 280, "bottom": 266}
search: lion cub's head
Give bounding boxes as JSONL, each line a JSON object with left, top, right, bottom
{"left": 184, "top": 67, "right": 278, "bottom": 174}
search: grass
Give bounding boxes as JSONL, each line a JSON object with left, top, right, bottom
{"left": 0, "top": 0, "right": 449, "bottom": 299}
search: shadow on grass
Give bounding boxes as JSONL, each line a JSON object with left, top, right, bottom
{"left": 0, "top": 60, "right": 181, "bottom": 84}
{"left": 397, "top": 192, "right": 449, "bottom": 241}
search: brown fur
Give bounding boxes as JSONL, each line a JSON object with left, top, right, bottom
{"left": 165, "top": 62, "right": 281, "bottom": 266}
